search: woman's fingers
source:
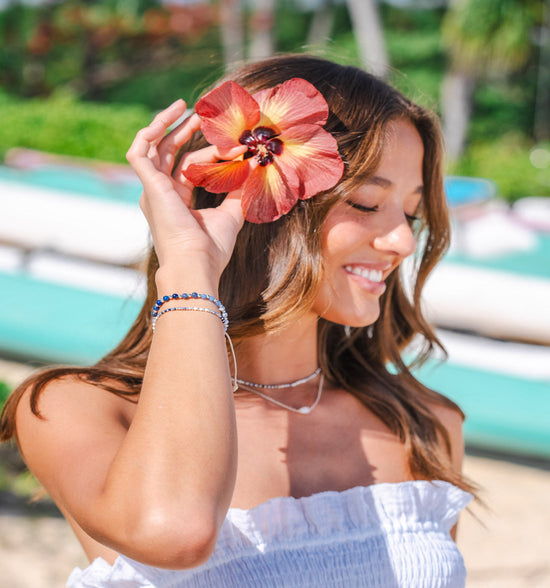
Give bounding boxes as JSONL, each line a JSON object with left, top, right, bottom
{"left": 218, "top": 188, "right": 245, "bottom": 226}
{"left": 155, "top": 113, "right": 202, "bottom": 174}
{"left": 162, "top": 113, "right": 202, "bottom": 150}
{"left": 127, "top": 99, "right": 187, "bottom": 179}
{"left": 127, "top": 100, "right": 249, "bottom": 261}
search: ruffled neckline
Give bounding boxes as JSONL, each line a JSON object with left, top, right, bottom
{"left": 219, "top": 480, "right": 472, "bottom": 551}
{"left": 227, "top": 478, "right": 470, "bottom": 518}
{"left": 68, "top": 480, "right": 473, "bottom": 587}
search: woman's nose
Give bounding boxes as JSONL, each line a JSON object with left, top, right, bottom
{"left": 373, "top": 215, "right": 417, "bottom": 258}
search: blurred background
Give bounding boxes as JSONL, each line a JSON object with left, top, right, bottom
{"left": 1, "top": 1, "right": 549, "bottom": 586}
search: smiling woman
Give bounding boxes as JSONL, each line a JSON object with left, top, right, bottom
{"left": 1, "top": 55, "right": 476, "bottom": 587}
{"left": 313, "top": 119, "right": 424, "bottom": 327}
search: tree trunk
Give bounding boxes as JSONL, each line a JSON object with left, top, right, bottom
{"left": 306, "top": 0, "right": 334, "bottom": 48}
{"left": 441, "top": 69, "right": 476, "bottom": 161}
{"left": 220, "top": 0, "right": 245, "bottom": 71}
{"left": 346, "top": 0, "right": 389, "bottom": 78}
{"left": 248, "top": 0, "right": 276, "bottom": 62}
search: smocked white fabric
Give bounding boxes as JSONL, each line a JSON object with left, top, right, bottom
{"left": 67, "top": 480, "right": 472, "bottom": 588}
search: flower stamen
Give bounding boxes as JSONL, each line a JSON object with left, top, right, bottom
{"left": 239, "top": 126, "right": 283, "bottom": 167}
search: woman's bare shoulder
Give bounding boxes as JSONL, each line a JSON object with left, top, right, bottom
{"left": 16, "top": 374, "right": 134, "bottom": 434}
{"left": 15, "top": 375, "right": 135, "bottom": 501}
{"left": 428, "top": 401, "right": 465, "bottom": 472}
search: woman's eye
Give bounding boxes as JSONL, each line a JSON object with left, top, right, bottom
{"left": 345, "top": 200, "right": 378, "bottom": 213}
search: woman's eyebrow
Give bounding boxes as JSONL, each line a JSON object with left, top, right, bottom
{"left": 367, "top": 175, "right": 392, "bottom": 188}
{"left": 367, "top": 175, "right": 424, "bottom": 194}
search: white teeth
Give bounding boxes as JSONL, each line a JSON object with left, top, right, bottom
{"left": 345, "top": 266, "right": 383, "bottom": 282}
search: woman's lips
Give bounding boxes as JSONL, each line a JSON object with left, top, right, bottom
{"left": 344, "top": 264, "right": 388, "bottom": 295}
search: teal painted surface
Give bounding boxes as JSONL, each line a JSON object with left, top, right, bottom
{"left": 0, "top": 272, "right": 142, "bottom": 365}
{"left": 446, "top": 233, "right": 550, "bottom": 280}
{"left": 444, "top": 176, "right": 495, "bottom": 207}
{"left": 416, "top": 361, "right": 550, "bottom": 458}
{"left": 0, "top": 165, "right": 141, "bottom": 204}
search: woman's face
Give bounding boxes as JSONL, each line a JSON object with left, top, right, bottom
{"left": 312, "top": 118, "right": 424, "bottom": 327}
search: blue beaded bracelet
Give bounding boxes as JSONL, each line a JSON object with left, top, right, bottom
{"left": 151, "top": 293, "right": 228, "bottom": 331}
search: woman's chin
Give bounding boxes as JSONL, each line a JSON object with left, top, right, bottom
{"left": 323, "top": 305, "right": 381, "bottom": 329}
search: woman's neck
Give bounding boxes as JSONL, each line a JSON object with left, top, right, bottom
{"left": 235, "top": 316, "right": 319, "bottom": 386}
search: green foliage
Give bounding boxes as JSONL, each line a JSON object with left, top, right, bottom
{"left": 0, "top": 0, "right": 215, "bottom": 103}
{"left": 0, "top": 380, "right": 10, "bottom": 412}
{"left": 471, "top": 79, "right": 536, "bottom": 140}
{"left": 386, "top": 26, "right": 444, "bottom": 110}
{"left": 99, "top": 27, "right": 224, "bottom": 108}
{"left": 451, "top": 135, "right": 550, "bottom": 201}
{"left": 441, "top": 0, "right": 536, "bottom": 75}
{"left": 0, "top": 90, "right": 152, "bottom": 162}
{"left": 275, "top": 1, "right": 312, "bottom": 53}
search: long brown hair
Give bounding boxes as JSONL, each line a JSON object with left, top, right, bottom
{"left": 1, "top": 55, "right": 474, "bottom": 494}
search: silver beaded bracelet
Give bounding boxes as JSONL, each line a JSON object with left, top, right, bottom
{"left": 152, "top": 306, "right": 224, "bottom": 333}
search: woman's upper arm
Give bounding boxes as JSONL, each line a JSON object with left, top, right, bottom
{"left": 14, "top": 375, "right": 225, "bottom": 568}
{"left": 15, "top": 378, "right": 129, "bottom": 536}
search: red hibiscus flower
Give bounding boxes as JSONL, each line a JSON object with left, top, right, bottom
{"left": 183, "top": 78, "right": 344, "bottom": 223}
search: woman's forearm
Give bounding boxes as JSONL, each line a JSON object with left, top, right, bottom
{"left": 90, "top": 269, "right": 238, "bottom": 567}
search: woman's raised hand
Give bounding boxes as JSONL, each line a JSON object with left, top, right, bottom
{"left": 126, "top": 99, "right": 247, "bottom": 285}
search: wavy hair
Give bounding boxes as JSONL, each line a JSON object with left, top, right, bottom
{"left": 1, "top": 55, "right": 474, "bottom": 495}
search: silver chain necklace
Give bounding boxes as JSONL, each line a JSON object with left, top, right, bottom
{"left": 235, "top": 367, "right": 321, "bottom": 390}
{"left": 237, "top": 374, "right": 324, "bottom": 415}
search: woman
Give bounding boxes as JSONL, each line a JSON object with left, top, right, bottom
{"left": 0, "top": 55, "right": 474, "bottom": 587}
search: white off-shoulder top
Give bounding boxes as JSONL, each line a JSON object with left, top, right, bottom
{"left": 67, "top": 480, "right": 472, "bottom": 588}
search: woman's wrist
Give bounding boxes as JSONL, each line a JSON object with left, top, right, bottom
{"left": 154, "top": 264, "right": 220, "bottom": 298}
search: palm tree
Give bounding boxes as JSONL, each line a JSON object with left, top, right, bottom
{"left": 441, "top": 0, "right": 537, "bottom": 159}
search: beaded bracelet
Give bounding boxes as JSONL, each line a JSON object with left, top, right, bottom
{"left": 152, "top": 293, "right": 228, "bottom": 331}
{"left": 152, "top": 306, "right": 223, "bottom": 333}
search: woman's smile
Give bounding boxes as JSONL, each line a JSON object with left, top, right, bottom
{"left": 343, "top": 263, "right": 390, "bottom": 295}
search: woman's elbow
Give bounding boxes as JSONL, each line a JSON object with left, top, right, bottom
{"left": 98, "top": 509, "right": 220, "bottom": 570}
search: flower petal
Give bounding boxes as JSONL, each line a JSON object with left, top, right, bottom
{"left": 183, "top": 159, "right": 251, "bottom": 193}
{"left": 241, "top": 163, "right": 298, "bottom": 223}
{"left": 196, "top": 81, "right": 261, "bottom": 149}
{"left": 276, "top": 124, "right": 344, "bottom": 199}
{"left": 253, "top": 78, "right": 329, "bottom": 133}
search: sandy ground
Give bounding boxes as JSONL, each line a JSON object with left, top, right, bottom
{"left": 1, "top": 359, "right": 549, "bottom": 587}
{"left": 459, "top": 453, "right": 550, "bottom": 587}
